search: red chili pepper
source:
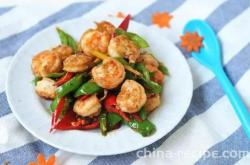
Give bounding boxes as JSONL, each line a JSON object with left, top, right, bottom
{"left": 51, "top": 97, "right": 65, "bottom": 126}
{"left": 118, "top": 14, "right": 131, "bottom": 31}
{"left": 131, "top": 113, "right": 143, "bottom": 122}
{"left": 81, "top": 121, "right": 99, "bottom": 129}
{"left": 79, "top": 95, "right": 89, "bottom": 101}
{"left": 55, "top": 72, "right": 74, "bottom": 87}
{"left": 104, "top": 95, "right": 131, "bottom": 122}
{"left": 52, "top": 109, "right": 99, "bottom": 131}
{"left": 104, "top": 95, "right": 116, "bottom": 108}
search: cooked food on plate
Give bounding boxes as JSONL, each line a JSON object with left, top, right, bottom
{"left": 31, "top": 16, "right": 169, "bottom": 137}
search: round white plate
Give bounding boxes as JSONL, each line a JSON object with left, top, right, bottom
{"left": 6, "top": 17, "right": 193, "bottom": 156}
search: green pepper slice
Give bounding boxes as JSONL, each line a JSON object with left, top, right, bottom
{"left": 139, "top": 107, "right": 148, "bottom": 120}
{"left": 99, "top": 113, "right": 108, "bottom": 136}
{"left": 50, "top": 96, "right": 72, "bottom": 113}
{"left": 158, "top": 63, "right": 169, "bottom": 75}
{"left": 115, "top": 28, "right": 149, "bottom": 48}
{"left": 127, "top": 119, "right": 156, "bottom": 137}
{"left": 74, "top": 82, "right": 102, "bottom": 97}
{"left": 135, "top": 63, "right": 162, "bottom": 94}
{"left": 107, "top": 113, "right": 122, "bottom": 129}
{"left": 141, "top": 77, "right": 162, "bottom": 94}
{"left": 56, "top": 73, "right": 86, "bottom": 97}
{"left": 135, "top": 63, "right": 150, "bottom": 80}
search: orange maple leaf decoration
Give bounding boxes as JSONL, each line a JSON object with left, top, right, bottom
{"left": 116, "top": 11, "right": 126, "bottom": 18}
{"left": 180, "top": 32, "right": 203, "bottom": 52}
{"left": 28, "top": 153, "right": 56, "bottom": 165}
{"left": 108, "top": 11, "right": 127, "bottom": 18}
{"left": 152, "top": 12, "right": 173, "bottom": 28}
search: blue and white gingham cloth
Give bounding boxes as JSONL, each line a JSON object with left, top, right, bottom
{"left": 1, "top": 0, "right": 250, "bottom": 164}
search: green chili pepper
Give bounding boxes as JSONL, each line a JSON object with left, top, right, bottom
{"left": 149, "top": 71, "right": 155, "bottom": 78}
{"left": 127, "top": 119, "right": 156, "bottom": 137}
{"left": 115, "top": 29, "right": 149, "bottom": 48}
{"left": 50, "top": 97, "right": 72, "bottom": 113}
{"left": 141, "top": 77, "right": 162, "bottom": 94}
{"left": 32, "top": 76, "right": 42, "bottom": 86}
{"left": 99, "top": 113, "right": 108, "bottom": 136}
{"left": 125, "top": 72, "right": 136, "bottom": 80}
{"left": 115, "top": 28, "right": 125, "bottom": 36}
{"left": 56, "top": 73, "right": 86, "bottom": 97}
{"left": 135, "top": 63, "right": 162, "bottom": 94}
{"left": 158, "top": 63, "right": 169, "bottom": 75}
{"left": 56, "top": 27, "right": 78, "bottom": 53}
{"left": 74, "top": 82, "right": 102, "bottom": 97}
{"left": 126, "top": 32, "right": 149, "bottom": 48}
{"left": 107, "top": 113, "right": 122, "bottom": 129}
{"left": 139, "top": 107, "right": 148, "bottom": 120}
{"left": 135, "top": 63, "right": 150, "bottom": 80}
{"left": 50, "top": 97, "right": 60, "bottom": 112}
{"left": 47, "top": 72, "right": 66, "bottom": 79}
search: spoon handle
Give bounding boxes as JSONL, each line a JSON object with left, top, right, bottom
{"left": 215, "top": 67, "right": 250, "bottom": 138}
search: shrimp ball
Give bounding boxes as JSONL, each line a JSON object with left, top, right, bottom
{"left": 117, "top": 80, "right": 147, "bottom": 113}
{"left": 32, "top": 50, "right": 63, "bottom": 77}
{"left": 35, "top": 78, "right": 57, "bottom": 99}
{"left": 73, "top": 94, "right": 101, "bottom": 117}
{"left": 108, "top": 35, "right": 140, "bottom": 63}
{"left": 96, "top": 21, "right": 116, "bottom": 35}
{"left": 138, "top": 54, "right": 165, "bottom": 84}
{"left": 63, "top": 53, "right": 94, "bottom": 72}
{"left": 144, "top": 94, "right": 161, "bottom": 112}
{"left": 137, "top": 54, "right": 159, "bottom": 67}
{"left": 52, "top": 45, "right": 73, "bottom": 61}
{"left": 145, "top": 64, "right": 165, "bottom": 84}
{"left": 92, "top": 58, "right": 125, "bottom": 89}
{"left": 80, "top": 29, "right": 111, "bottom": 56}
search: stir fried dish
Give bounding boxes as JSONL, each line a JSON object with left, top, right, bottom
{"left": 31, "top": 16, "right": 168, "bottom": 137}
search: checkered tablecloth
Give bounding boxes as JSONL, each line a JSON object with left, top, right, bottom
{"left": 0, "top": 0, "right": 250, "bottom": 164}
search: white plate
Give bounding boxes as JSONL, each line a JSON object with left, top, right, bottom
{"left": 6, "top": 17, "right": 193, "bottom": 156}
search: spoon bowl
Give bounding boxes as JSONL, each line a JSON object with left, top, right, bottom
{"left": 184, "top": 20, "right": 222, "bottom": 71}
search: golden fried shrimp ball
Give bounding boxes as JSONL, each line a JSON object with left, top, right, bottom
{"left": 32, "top": 50, "right": 62, "bottom": 77}
{"left": 137, "top": 54, "right": 159, "bottom": 67}
{"left": 63, "top": 53, "right": 94, "bottom": 73}
{"left": 73, "top": 94, "right": 101, "bottom": 117}
{"left": 108, "top": 35, "right": 140, "bottom": 63}
{"left": 52, "top": 45, "right": 73, "bottom": 61}
{"left": 91, "top": 58, "right": 125, "bottom": 89}
{"left": 144, "top": 94, "right": 161, "bottom": 112}
{"left": 117, "top": 80, "right": 147, "bottom": 113}
{"left": 145, "top": 64, "right": 165, "bottom": 84}
{"left": 80, "top": 29, "right": 111, "bottom": 56}
{"left": 95, "top": 21, "right": 116, "bottom": 35}
{"left": 35, "top": 78, "right": 57, "bottom": 99}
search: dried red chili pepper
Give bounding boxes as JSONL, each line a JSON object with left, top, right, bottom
{"left": 118, "top": 14, "right": 131, "bottom": 31}
{"left": 55, "top": 72, "right": 74, "bottom": 87}
{"left": 131, "top": 113, "right": 143, "bottom": 122}
{"left": 104, "top": 95, "right": 131, "bottom": 122}
{"left": 51, "top": 97, "right": 65, "bottom": 126}
{"left": 79, "top": 95, "right": 89, "bottom": 101}
{"left": 52, "top": 109, "right": 99, "bottom": 131}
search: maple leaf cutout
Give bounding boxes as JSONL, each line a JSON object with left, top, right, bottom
{"left": 180, "top": 32, "right": 203, "bottom": 52}
{"left": 28, "top": 153, "right": 56, "bottom": 165}
{"left": 108, "top": 11, "right": 127, "bottom": 18}
{"left": 152, "top": 12, "right": 173, "bottom": 28}
{"left": 116, "top": 11, "right": 126, "bottom": 18}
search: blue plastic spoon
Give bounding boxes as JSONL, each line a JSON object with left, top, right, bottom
{"left": 183, "top": 19, "right": 250, "bottom": 139}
